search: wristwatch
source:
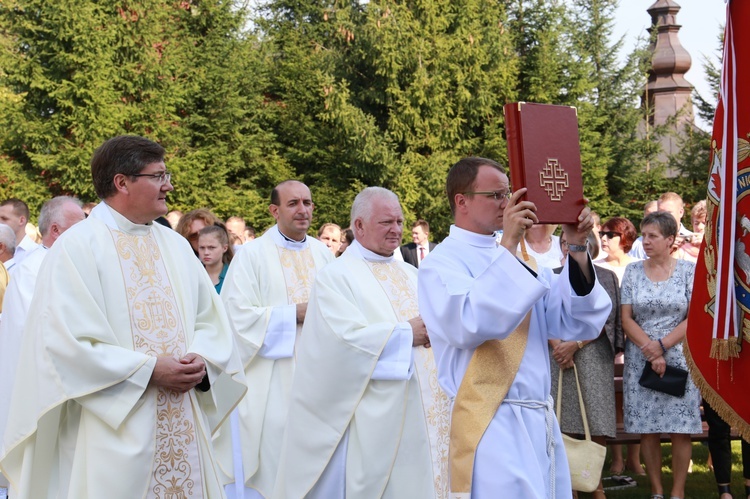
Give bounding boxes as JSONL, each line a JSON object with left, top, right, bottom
{"left": 568, "top": 243, "right": 587, "bottom": 252}
{"left": 576, "top": 340, "right": 584, "bottom": 350}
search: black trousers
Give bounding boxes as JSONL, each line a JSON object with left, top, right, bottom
{"left": 705, "top": 399, "right": 750, "bottom": 483}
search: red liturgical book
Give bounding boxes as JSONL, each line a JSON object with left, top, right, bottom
{"left": 504, "top": 102, "right": 585, "bottom": 224}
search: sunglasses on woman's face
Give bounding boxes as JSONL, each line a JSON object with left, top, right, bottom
{"left": 600, "top": 231, "right": 621, "bottom": 239}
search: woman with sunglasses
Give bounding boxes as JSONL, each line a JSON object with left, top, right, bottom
{"left": 175, "top": 208, "right": 220, "bottom": 256}
{"left": 594, "top": 217, "right": 640, "bottom": 283}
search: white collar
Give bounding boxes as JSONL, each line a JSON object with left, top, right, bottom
{"left": 347, "top": 240, "right": 395, "bottom": 262}
{"left": 269, "top": 225, "right": 308, "bottom": 250}
{"left": 90, "top": 202, "right": 153, "bottom": 236}
{"left": 449, "top": 225, "right": 498, "bottom": 248}
{"left": 17, "top": 235, "right": 38, "bottom": 251}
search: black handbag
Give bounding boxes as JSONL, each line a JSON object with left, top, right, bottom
{"left": 638, "top": 361, "right": 688, "bottom": 397}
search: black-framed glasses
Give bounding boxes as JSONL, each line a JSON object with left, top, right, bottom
{"left": 600, "top": 231, "right": 621, "bottom": 239}
{"left": 464, "top": 190, "right": 511, "bottom": 201}
{"left": 130, "top": 171, "right": 171, "bottom": 185}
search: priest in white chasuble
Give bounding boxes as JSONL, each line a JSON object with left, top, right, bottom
{"left": 418, "top": 157, "right": 611, "bottom": 499}
{"left": 274, "top": 187, "right": 450, "bottom": 499}
{"left": 0, "top": 135, "right": 246, "bottom": 499}
{"left": 216, "top": 180, "right": 334, "bottom": 499}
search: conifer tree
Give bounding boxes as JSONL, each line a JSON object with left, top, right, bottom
{"left": 0, "top": 0, "right": 283, "bottom": 227}
{"left": 566, "top": 0, "right": 666, "bottom": 221}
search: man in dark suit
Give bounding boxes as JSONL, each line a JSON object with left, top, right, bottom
{"left": 400, "top": 219, "right": 437, "bottom": 268}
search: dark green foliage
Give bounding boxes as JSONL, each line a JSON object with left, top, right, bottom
{"left": 0, "top": 0, "right": 289, "bottom": 229}
{"left": 694, "top": 25, "right": 722, "bottom": 127}
{"left": 668, "top": 123, "right": 712, "bottom": 207}
{"left": 0, "top": 0, "right": 719, "bottom": 237}
{"left": 674, "top": 25, "right": 722, "bottom": 213}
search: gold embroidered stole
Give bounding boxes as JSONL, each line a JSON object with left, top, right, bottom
{"left": 110, "top": 229, "right": 204, "bottom": 499}
{"left": 450, "top": 254, "right": 536, "bottom": 496}
{"left": 277, "top": 246, "right": 316, "bottom": 318}
{"left": 365, "top": 261, "right": 452, "bottom": 497}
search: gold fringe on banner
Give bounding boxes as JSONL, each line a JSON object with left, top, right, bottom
{"left": 710, "top": 338, "right": 742, "bottom": 360}
{"left": 730, "top": 336, "right": 742, "bottom": 357}
{"left": 685, "top": 340, "right": 750, "bottom": 442}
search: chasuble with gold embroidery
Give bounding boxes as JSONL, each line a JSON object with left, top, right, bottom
{"left": 0, "top": 203, "right": 246, "bottom": 499}
{"left": 215, "top": 226, "right": 333, "bottom": 498}
{"left": 274, "top": 240, "right": 449, "bottom": 498}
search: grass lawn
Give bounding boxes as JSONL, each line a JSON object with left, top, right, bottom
{"left": 576, "top": 441, "right": 747, "bottom": 499}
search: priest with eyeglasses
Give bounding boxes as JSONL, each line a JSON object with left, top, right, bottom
{"left": 0, "top": 135, "right": 246, "bottom": 499}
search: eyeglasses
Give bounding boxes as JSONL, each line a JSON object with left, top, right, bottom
{"left": 464, "top": 190, "right": 512, "bottom": 201}
{"left": 130, "top": 171, "right": 172, "bottom": 185}
{"left": 600, "top": 231, "right": 621, "bottom": 239}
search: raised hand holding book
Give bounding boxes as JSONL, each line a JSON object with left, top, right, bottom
{"left": 504, "top": 102, "right": 586, "bottom": 224}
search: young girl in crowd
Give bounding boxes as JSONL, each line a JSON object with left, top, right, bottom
{"left": 198, "top": 224, "right": 234, "bottom": 293}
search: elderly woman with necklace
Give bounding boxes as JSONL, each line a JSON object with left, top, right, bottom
{"left": 621, "top": 211, "right": 701, "bottom": 499}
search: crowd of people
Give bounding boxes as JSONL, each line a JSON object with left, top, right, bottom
{"left": 0, "top": 136, "right": 742, "bottom": 499}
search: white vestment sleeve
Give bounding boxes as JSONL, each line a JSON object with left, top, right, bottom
{"left": 74, "top": 357, "right": 155, "bottom": 429}
{"left": 257, "top": 305, "right": 296, "bottom": 359}
{"left": 542, "top": 257, "right": 613, "bottom": 341}
{"left": 420, "top": 247, "right": 547, "bottom": 351}
{"left": 371, "top": 322, "right": 414, "bottom": 381}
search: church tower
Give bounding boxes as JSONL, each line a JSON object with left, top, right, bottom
{"left": 645, "top": 0, "right": 695, "bottom": 168}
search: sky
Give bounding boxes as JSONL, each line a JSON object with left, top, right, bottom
{"left": 612, "top": 0, "right": 727, "bottom": 130}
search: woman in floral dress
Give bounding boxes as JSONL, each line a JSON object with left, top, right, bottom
{"left": 621, "top": 211, "right": 701, "bottom": 499}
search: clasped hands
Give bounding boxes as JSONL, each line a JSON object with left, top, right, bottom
{"left": 551, "top": 340, "right": 578, "bottom": 370}
{"left": 641, "top": 340, "right": 667, "bottom": 378}
{"left": 150, "top": 353, "right": 207, "bottom": 393}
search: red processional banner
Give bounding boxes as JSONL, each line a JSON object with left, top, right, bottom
{"left": 685, "top": 0, "right": 750, "bottom": 438}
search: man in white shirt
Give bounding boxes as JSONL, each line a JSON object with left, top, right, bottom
{"left": 0, "top": 199, "right": 38, "bottom": 270}
{"left": 274, "top": 187, "right": 448, "bottom": 498}
{"left": 657, "top": 191, "right": 696, "bottom": 260}
{"left": 217, "top": 180, "right": 334, "bottom": 498}
{"left": 418, "top": 157, "right": 611, "bottom": 498}
{"left": 400, "top": 219, "right": 437, "bottom": 268}
{"left": 658, "top": 192, "right": 693, "bottom": 238}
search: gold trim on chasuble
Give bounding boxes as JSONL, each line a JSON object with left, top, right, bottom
{"left": 110, "top": 229, "right": 204, "bottom": 499}
{"left": 449, "top": 311, "right": 531, "bottom": 496}
{"left": 365, "top": 261, "right": 451, "bottom": 498}
{"left": 277, "top": 247, "right": 316, "bottom": 305}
